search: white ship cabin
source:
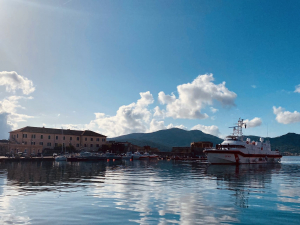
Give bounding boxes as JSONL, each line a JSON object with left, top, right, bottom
{"left": 216, "top": 135, "right": 272, "bottom": 152}
{"left": 216, "top": 135, "right": 246, "bottom": 150}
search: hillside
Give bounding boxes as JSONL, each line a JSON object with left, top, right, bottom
{"left": 240, "top": 133, "right": 300, "bottom": 154}
{"left": 109, "top": 129, "right": 300, "bottom": 154}
{"left": 109, "top": 128, "right": 223, "bottom": 152}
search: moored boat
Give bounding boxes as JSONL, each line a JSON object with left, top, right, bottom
{"left": 122, "top": 152, "right": 133, "bottom": 160}
{"left": 204, "top": 118, "right": 282, "bottom": 164}
{"left": 55, "top": 155, "right": 67, "bottom": 161}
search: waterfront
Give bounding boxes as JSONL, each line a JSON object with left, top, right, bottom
{"left": 0, "top": 157, "right": 299, "bottom": 224}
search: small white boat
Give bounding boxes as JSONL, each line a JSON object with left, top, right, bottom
{"left": 133, "top": 151, "right": 142, "bottom": 160}
{"left": 55, "top": 155, "right": 67, "bottom": 161}
{"left": 122, "top": 152, "right": 133, "bottom": 160}
{"left": 105, "top": 152, "right": 122, "bottom": 160}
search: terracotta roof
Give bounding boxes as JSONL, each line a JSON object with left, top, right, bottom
{"left": 9, "top": 126, "right": 106, "bottom": 137}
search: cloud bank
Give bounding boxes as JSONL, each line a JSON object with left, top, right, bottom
{"left": 0, "top": 113, "right": 13, "bottom": 139}
{"left": 294, "top": 84, "right": 300, "bottom": 93}
{"left": 0, "top": 71, "right": 35, "bottom": 95}
{"left": 273, "top": 106, "right": 300, "bottom": 124}
{"left": 0, "top": 71, "right": 35, "bottom": 138}
{"left": 158, "top": 74, "right": 236, "bottom": 119}
{"left": 191, "top": 124, "right": 220, "bottom": 137}
{"left": 86, "top": 91, "right": 154, "bottom": 137}
{"left": 244, "top": 117, "right": 262, "bottom": 128}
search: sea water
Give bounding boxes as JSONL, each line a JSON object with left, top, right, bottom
{"left": 0, "top": 156, "right": 299, "bottom": 224}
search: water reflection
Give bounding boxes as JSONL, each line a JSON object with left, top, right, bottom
{"left": 0, "top": 158, "right": 299, "bottom": 224}
{"left": 0, "top": 161, "right": 117, "bottom": 193}
{"left": 206, "top": 164, "right": 282, "bottom": 208}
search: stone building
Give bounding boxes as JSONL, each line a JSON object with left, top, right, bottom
{"left": 172, "top": 141, "right": 213, "bottom": 156}
{"left": 9, "top": 126, "right": 106, "bottom": 155}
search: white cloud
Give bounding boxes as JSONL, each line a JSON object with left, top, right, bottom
{"left": 210, "top": 107, "right": 218, "bottom": 113}
{"left": 0, "top": 96, "right": 34, "bottom": 132}
{"left": 244, "top": 117, "right": 262, "bottom": 128}
{"left": 61, "top": 124, "right": 81, "bottom": 130}
{"left": 0, "top": 113, "right": 13, "bottom": 139}
{"left": 148, "top": 119, "right": 166, "bottom": 133}
{"left": 294, "top": 84, "right": 300, "bottom": 93}
{"left": 166, "top": 123, "right": 187, "bottom": 130}
{"left": 148, "top": 119, "right": 187, "bottom": 133}
{"left": 251, "top": 85, "right": 257, "bottom": 89}
{"left": 153, "top": 106, "right": 165, "bottom": 118}
{"left": 158, "top": 74, "right": 236, "bottom": 119}
{"left": 0, "top": 71, "right": 35, "bottom": 95}
{"left": 191, "top": 124, "right": 220, "bottom": 137}
{"left": 273, "top": 106, "right": 300, "bottom": 124}
{"left": 86, "top": 91, "right": 154, "bottom": 137}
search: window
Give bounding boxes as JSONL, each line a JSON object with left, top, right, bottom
{"left": 96, "top": 138, "right": 99, "bottom": 141}
{"left": 85, "top": 137, "right": 87, "bottom": 141}
{"left": 77, "top": 137, "right": 79, "bottom": 141}
{"left": 96, "top": 144, "right": 99, "bottom": 147}
{"left": 31, "top": 142, "right": 35, "bottom": 145}
{"left": 41, "top": 135, "right": 43, "bottom": 139}
{"left": 47, "top": 142, "right": 51, "bottom": 146}
{"left": 91, "top": 138, "right": 93, "bottom": 141}
{"left": 39, "top": 142, "right": 43, "bottom": 145}
{"left": 48, "top": 135, "right": 51, "bottom": 139}
{"left": 23, "top": 134, "right": 27, "bottom": 138}
{"left": 90, "top": 144, "right": 93, "bottom": 147}
{"left": 17, "top": 134, "right": 18, "bottom": 138}
{"left": 55, "top": 143, "right": 58, "bottom": 147}
{"left": 24, "top": 141, "right": 27, "bottom": 144}
{"left": 56, "top": 136, "right": 58, "bottom": 140}
{"left": 63, "top": 136, "right": 65, "bottom": 140}
{"left": 31, "top": 134, "right": 36, "bottom": 138}
{"left": 102, "top": 138, "right": 105, "bottom": 142}
{"left": 70, "top": 137, "right": 72, "bottom": 141}
{"left": 84, "top": 144, "right": 87, "bottom": 147}
{"left": 76, "top": 144, "right": 79, "bottom": 147}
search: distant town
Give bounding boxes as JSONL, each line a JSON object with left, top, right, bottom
{"left": 0, "top": 126, "right": 212, "bottom": 158}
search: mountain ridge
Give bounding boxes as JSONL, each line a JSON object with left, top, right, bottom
{"left": 109, "top": 128, "right": 300, "bottom": 153}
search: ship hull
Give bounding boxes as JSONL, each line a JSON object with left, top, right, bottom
{"left": 205, "top": 150, "right": 281, "bottom": 164}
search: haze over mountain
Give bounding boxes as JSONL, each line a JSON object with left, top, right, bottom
{"left": 110, "top": 128, "right": 300, "bottom": 153}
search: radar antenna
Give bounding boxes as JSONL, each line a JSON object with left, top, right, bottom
{"left": 229, "top": 118, "right": 245, "bottom": 137}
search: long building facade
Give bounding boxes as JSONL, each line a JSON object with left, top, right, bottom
{"left": 9, "top": 126, "right": 107, "bottom": 154}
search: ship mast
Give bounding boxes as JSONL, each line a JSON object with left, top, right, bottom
{"left": 230, "top": 118, "right": 246, "bottom": 137}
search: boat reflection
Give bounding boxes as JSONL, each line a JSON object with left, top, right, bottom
{"left": 205, "top": 164, "right": 282, "bottom": 208}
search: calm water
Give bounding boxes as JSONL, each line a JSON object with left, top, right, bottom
{"left": 0, "top": 157, "right": 300, "bottom": 224}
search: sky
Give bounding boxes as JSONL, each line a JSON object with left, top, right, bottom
{"left": 0, "top": 0, "right": 300, "bottom": 139}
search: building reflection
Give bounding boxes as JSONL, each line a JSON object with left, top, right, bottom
{"left": 0, "top": 161, "right": 119, "bottom": 192}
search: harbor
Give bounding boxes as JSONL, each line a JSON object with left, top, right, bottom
{"left": 0, "top": 156, "right": 299, "bottom": 224}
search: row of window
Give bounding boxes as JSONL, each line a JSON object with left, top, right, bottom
{"left": 29, "top": 142, "right": 100, "bottom": 148}
{"left": 19, "top": 134, "right": 105, "bottom": 142}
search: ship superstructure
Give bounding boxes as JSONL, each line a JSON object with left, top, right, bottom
{"left": 204, "top": 119, "right": 282, "bottom": 164}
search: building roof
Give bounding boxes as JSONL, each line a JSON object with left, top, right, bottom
{"left": 10, "top": 126, "right": 106, "bottom": 137}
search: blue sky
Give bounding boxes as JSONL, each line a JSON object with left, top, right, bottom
{"left": 0, "top": 0, "right": 300, "bottom": 139}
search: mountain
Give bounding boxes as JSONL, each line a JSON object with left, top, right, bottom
{"left": 109, "top": 128, "right": 223, "bottom": 152}
{"left": 109, "top": 129, "right": 300, "bottom": 154}
{"left": 242, "top": 133, "right": 300, "bottom": 154}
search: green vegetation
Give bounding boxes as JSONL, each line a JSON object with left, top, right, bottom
{"left": 110, "top": 129, "right": 300, "bottom": 154}
{"left": 109, "top": 128, "right": 223, "bottom": 152}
